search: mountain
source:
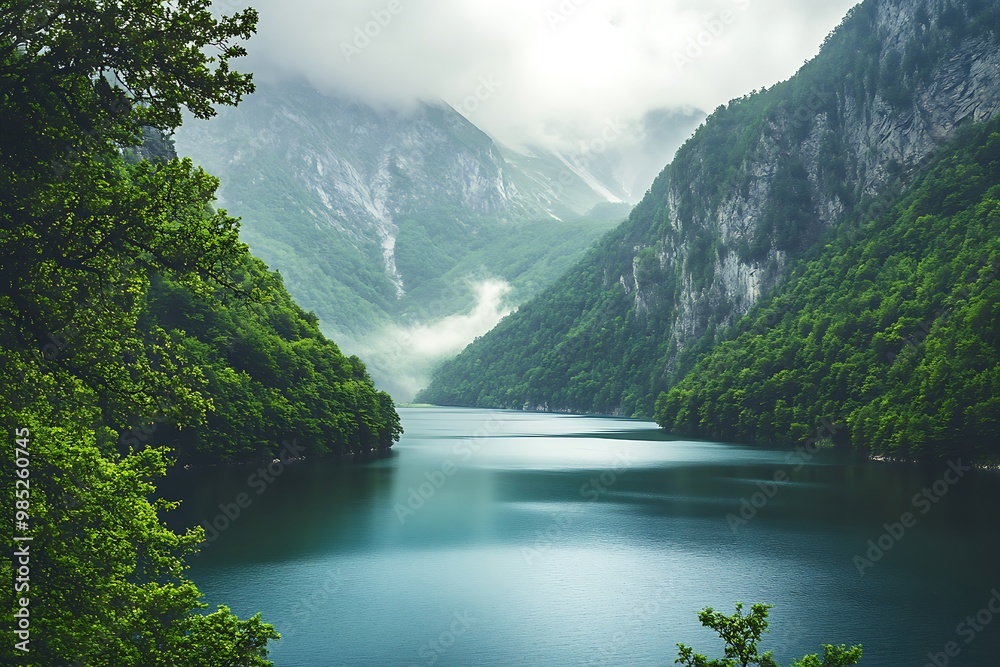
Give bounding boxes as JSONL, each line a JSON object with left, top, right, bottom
{"left": 418, "top": 0, "right": 1000, "bottom": 458}
{"left": 172, "top": 84, "right": 700, "bottom": 397}
{"left": 656, "top": 116, "right": 1000, "bottom": 461}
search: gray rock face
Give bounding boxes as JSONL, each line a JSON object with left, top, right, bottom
{"left": 178, "top": 89, "right": 514, "bottom": 290}
{"left": 629, "top": 0, "right": 1000, "bottom": 378}
{"left": 419, "top": 0, "right": 1000, "bottom": 418}
{"left": 174, "top": 84, "right": 629, "bottom": 292}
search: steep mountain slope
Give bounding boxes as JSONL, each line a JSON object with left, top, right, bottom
{"left": 169, "top": 84, "right": 671, "bottom": 325}
{"left": 172, "top": 82, "right": 695, "bottom": 396}
{"left": 419, "top": 0, "right": 1000, "bottom": 422}
{"left": 656, "top": 118, "right": 1000, "bottom": 461}
{"left": 173, "top": 83, "right": 556, "bottom": 337}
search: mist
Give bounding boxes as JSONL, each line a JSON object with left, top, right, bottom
{"left": 209, "top": 0, "right": 861, "bottom": 395}
{"left": 233, "top": 0, "right": 859, "bottom": 152}
{"left": 353, "top": 279, "right": 514, "bottom": 401}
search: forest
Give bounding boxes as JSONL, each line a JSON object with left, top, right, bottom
{"left": 418, "top": 0, "right": 1000, "bottom": 465}
{"left": 656, "top": 118, "right": 1000, "bottom": 462}
{"left": 0, "top": 1, "right": 398, "bottom": 664}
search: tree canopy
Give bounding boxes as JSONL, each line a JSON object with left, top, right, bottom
{"left": 676, "top": 603, "right": 863, "bottom": 667}
{"left": 1, "top": 0, "right": 398, "bottom": 663}
{"left": 656, "top": 120, "right": 1000, "bottom": 463}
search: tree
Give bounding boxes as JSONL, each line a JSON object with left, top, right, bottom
{"left": 675, "top": 603, "right": 862, "bottom": 667}
{"left": 1, "top": 410, "right": 279, "bottom": 666}
{"left": 0, "top": 0, "right": 292, "bottom": 664}
{"left": 1, "top": 0, "right": 258, "bottom": 382}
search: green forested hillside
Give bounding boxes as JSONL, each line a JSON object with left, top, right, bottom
{"left": 414, "top": 188, "right": 675, "bottom": 415}
{"left": 656, "top": 120, "right": 1000, "bottom": 462}
{"left": 421, "top": 117, "right": 1000, "bottom": 463}
{"left": 140, "top": 251, "right": 400, "bottom": 464}
{"left": 419, "top": 0, "right": 1000, "bottom": 448}
{"left": 0, "top": 1, "right": 397, "bottom": 664}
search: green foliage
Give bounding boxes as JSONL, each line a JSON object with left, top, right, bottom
{"left": 138, "top": 254, "right": 402, "bottom": 463}
{"left": 676, "top": 603, "right": 862, "bottom": 667}
{"left": 0, "top": 412, "right": 279, "bottom": 666}
{"left": 210, "top": 156, "right": 402, "bottom": 340}
{"left": 417, "top": 213, "right": 675, "bottom": 416}
{"left": 420, "top": 0, "right": 1000, "bottom": 446}
{"left": 656, "top": 119, "right": 1000, "bottom": 463}
{"left": 788, "top": 645, "right": 865, "bottom": 667}
{"left": 1, "top": 0, "right": 398, "bottom": 662}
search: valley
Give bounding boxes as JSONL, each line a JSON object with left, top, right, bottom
{"left": 4, "top": 0, "right": 999, "bottom": 665}
{"left": 420, "top": 0, "right": 1000, "bottom": 466}
{"left": 172, "top": 83, "right": 702, "bottom": 397}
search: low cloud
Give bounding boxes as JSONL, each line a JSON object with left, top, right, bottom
{"left": 230, "top": 0, "right": 858, "bottom": 152}
{"left": 354, "top": 279, "right": 513, "bottom": 401}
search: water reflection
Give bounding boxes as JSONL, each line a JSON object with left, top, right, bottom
{"left": 161, "top": 407, "right": 1000, "bottom": 666}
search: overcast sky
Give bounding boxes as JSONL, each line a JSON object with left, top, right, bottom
{"left": 230, "top": 0, "right": 859, "bottom": 151}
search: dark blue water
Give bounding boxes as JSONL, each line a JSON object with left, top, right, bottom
{"left": 164, "top": 407, "right": 1000, "bottom": 666}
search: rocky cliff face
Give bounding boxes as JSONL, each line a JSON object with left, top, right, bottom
{"left": 177, "top": 87, "right": 525, "bottom": 293}
{"left": 625, "top": 0, "right": 1000, "bottom": 381}
{"left": 176, "top": 84, "right": 636, "bottom": 294}
{"left": 419, "top": 0, "right": 1000, "bottom": 416}
{"left": 172, "top": 82, "right": 643, "bottom": 333}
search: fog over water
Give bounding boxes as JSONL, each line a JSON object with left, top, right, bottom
{"left": 354, "top": 280, "right": 513, "bottom": 400}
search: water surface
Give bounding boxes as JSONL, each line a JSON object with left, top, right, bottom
{"left": 164, "top": 407, "right": 1000, "bottom": 666}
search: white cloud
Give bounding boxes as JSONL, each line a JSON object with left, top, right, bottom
{"left": 352, "top": 279, "right": 513, "bottom": 400}
{"left": 231, "top": 0, "right": 859, "bottom": 151}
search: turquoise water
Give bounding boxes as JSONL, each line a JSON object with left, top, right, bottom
{"left": 164, "top": 407, "right": 1000, "bottom": 666}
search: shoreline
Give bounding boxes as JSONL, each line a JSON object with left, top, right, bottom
{"left": 868, "top": 453, "right": 1000, "bottom": 471}
{"left": 169, "top": 446, "right": 395, "bottom": 474}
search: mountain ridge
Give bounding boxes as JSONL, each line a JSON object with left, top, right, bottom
{"left": 418, "top": 0, "right": 1000, "bottom": 431}
{"left": 172, "top": 82, "right": 700, "bottom": 397}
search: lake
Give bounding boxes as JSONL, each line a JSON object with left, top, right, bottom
{"left": 163, "top": 407, "right": 1000, "bottom": 666}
